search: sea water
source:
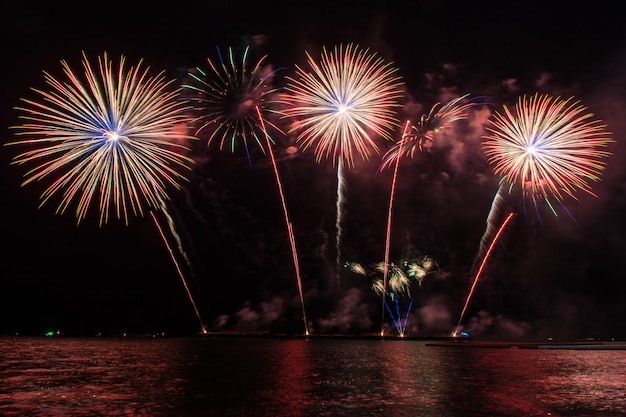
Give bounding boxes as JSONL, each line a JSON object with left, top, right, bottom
{"left": 0, "top": 336, "right": 624, "bottom": 417}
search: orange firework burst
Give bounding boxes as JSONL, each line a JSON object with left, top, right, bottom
{"left": 279, "top": 43, "right": 405, "bottom": 168}
{"left": 7, "top": 51, "right": 195, "bottom": 226}
{"left": 483, "top": 93, "right": 613, "bottom": 214}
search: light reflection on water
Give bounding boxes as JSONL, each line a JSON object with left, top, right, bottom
{"left": 0, "top": 336, "right": 624, "bottom": 416}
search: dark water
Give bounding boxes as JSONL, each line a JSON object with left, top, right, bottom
{"left": 0, "top": 336, "right": 625, "bottom": 417}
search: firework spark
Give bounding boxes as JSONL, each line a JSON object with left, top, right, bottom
{"left": 183, "top": 45, "right": 284, "bottom": 162}
{"left": 7, "top": 51, "right": 195, "bottom": 225}
{"left": 6, "top": 51, "right": 206, "bottom": 333}
{"left": 280, "top": 43, "right": 404, "bottom": 284}
{"left": 281, "top": 43, "right": 404, "bottom": 167}
{"left": 483, "top": 93, "right": 613, "bottom": 217}
{"left": 375, "top": 262, "right": 410, "bottom": 295}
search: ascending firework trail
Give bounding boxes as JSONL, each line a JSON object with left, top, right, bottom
{"left": 455, "top": 211, "right": 515, "bottom": 333}
{"left": 150, "top": 209, "right": 206, "bottom": 333}
{"left": 256, "top": 106, "right": 309, "bottom": 336}
{"left": 378, "top": 120, "right": 411, "bottom": 335}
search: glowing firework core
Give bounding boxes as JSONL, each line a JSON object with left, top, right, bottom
{"left": 106, "top": 131, "right": 121, "bottom": 142}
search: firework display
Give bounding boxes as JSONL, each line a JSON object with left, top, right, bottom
{"left": 380, "top": 94, "right": 478, "bottom": 170}
{"left": 280, "top": 43, "right": 405, "bottom": 168}
{"left": 184, "top": 45, "right": 309, "bottom": 335}
{"left": 377, "top": 96, "right": 477, "bottom": 334}
{"left": 347, "top": 255, "right": 438, "bottom": 336}
{"left": 4, "top": 39, "right": 618, "bottom": 338}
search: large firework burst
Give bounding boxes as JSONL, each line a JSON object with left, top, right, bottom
{"left": 6, "top": 51, "right": 207, "bottom": 332}
{"left": 279, "top": 43, "right": 405, "bottom": 168}
{"left": 483, "top": 93, "right": 613, "bottom": 213}
{"left": 454, "top": 94, "right": 614, "bottom": 335}
{"left": 6, "top": 51, "right": 195, "bottom": 226}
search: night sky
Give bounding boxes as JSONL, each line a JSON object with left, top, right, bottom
{"left": 1, "top": 1, "right": 626, "bottom": 340}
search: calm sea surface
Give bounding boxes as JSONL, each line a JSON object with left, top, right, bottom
{"left": 0, "top": 336, "right": 625, "bottom": 417}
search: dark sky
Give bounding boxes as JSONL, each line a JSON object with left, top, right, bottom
{"left": 1, "top": 1, "right": 626, "bottom": 339}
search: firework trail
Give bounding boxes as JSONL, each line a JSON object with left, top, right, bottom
{"left": 6, "top": 51, "right": 207, "bottom": 333}
{"left": 255, "top": 106, "right": 309, "bottom": 336}
{"left": 150, "top": 210, "right": 205, "bottom": 332}
{"left": 280, "top": 43, "right": 404, "bottom": 285}
{"left": 154, "top": 193, "right": 205, "bottom": 331}
{"left": 472, "top": 182, "right": 508, "bottom": 271}
{"left": 455, "top": 93, "right": 613, "bottom": 333}
{"left": 379, "top": 120, "right": 411, "bottom": 335}
{"left": 335, "top": 159, "right": 347, "bottom": 287}
{"left": 185, "top": 45, "right": 310, "bottom": 335}
{"left": 454, "top": 212, "right": 515, "bottom": 334}
{"left": 158, "top": 192, "right": 194, "bottom": 271}
{"left": 378, "top": 95, "right": 477, "bottom": 335}
{"left": 383, "top": 294, "right": 414, "bottom": 336}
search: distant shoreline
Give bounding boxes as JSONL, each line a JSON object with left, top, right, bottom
{"left": 425, "top": 340, "right": 626, "bottom": 350}
{"left": 195, "top": 332, "right": 626, "bottom": 349}
{"left": 195, "top": 331, "right": 473, "bottom": 342}
{"left": 4, "top": 332, "right": 626, "bottom": 349}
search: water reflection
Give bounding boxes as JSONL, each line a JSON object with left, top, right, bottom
{"left": 0, "top": 337, "right": 190, "bottom": 416}
{"left": 1, "top": 336, "right": 625, "bottom": 416}
{"left": 259, "top": 339, "right": 314, "bottom": 416}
